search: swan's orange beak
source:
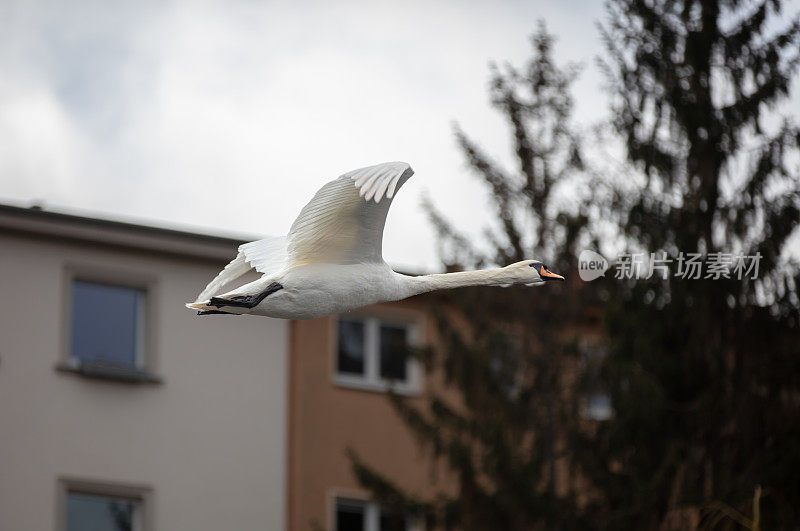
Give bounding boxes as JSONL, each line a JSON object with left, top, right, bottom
{"left": 540, "top": 265, "right": 565, "bottom": 282}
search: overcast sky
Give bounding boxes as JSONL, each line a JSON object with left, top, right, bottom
{"left": 4, "top": 1, "right": 795, "bottom": 270}
{"left": 0, "top": 0, "right": 613, "bottom": 270}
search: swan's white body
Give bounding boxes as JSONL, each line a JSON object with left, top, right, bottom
{"left": 186, "top": 162, "right": 562, "bottom": 320}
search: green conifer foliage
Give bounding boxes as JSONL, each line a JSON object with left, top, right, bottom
{"left": 586, "top": 0, "right": 800, "bottom": 527}
{"left": 350, "top": 23, "right": 596, "bottom": 530}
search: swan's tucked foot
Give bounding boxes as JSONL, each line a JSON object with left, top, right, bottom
{"left": 209, "top": 295, "right": 248, "bottom": 308}
{"left": 197, "top": 309, "right": 239, "bottom": 316}
{"left": 209, "top": 282, "right": 284, "bottom": 309}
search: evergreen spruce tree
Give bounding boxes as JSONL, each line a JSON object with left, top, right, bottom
{"left": 349, "top": 23, "right": 598, "bottom": 530}
{"left": 585, "top": 0, "right": 800, "bottom": 527}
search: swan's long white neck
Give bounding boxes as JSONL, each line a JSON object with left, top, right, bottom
{"left": 396, "top": 268, "right": 522, "bottom": 298}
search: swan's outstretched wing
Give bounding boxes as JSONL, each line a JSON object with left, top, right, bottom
{"left": 239, "top": 235, "right": 289, "bottom": 274}
{"left": 195, "top": 235, "right": 288, "bottom": 302}
{"left": 193, "top": 162, "right": 413, "bottom": 302}
{"left": 285, "top": 161, "right": 414, "bottom": 266}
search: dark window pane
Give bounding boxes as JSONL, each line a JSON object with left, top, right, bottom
{"left": 488, "top": 332, "right": 521, "bottom": 396}
{"left": 586, "top": 392, "right": 613, "bottom": 421}
{"left": 338, "top": 320, "right": 365, "bottom": 375}
{"left": 380, "top": 325, "right": 407, "bottom": 381}
{"left": 582, "top": 346, "right": 612, "bottom": 420}
{"left": 66, "top": 492, "right": 137, "bottom": 531}
{"left": 336, "top": 499, "right": 365, "bottom": 531}
{"left": 380, "top": 509, "right": 408, "bottom": 531}
{"left": 71, "top": 281, "right": 142, "bottom": 368}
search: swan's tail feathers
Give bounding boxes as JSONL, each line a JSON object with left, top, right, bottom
{"left": 195, "top": 251, "right": 251, "bottom": 303}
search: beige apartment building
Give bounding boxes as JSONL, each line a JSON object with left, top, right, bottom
{"left": 4, "top": 204, "right": 594, "bottom": 531}
{"left": 0, "top": 204, "right": 449, "bottom": 531}
{"left": 0, "top": 205, "right": 288, "bottom": 530}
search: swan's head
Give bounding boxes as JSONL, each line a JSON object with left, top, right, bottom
{"left": 504, "top": 260, "right": 565, "bottom": 285}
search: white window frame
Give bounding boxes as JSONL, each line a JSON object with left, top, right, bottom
{"left": 58, "top": 477, "right": 153, "bottom": 531}
{"left": 333, "top": 315, "right": 422, "bottom": 395}
{"left": 332, "top": 496, "right": 423, "bottom": 531}
{"left": 57, "top": 263, "right": 161, "bottom": 383}
{"left": 69, "top": 279, "right": 147, "bottom": 371}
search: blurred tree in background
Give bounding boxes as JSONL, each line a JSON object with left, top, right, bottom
{"left": 350, "top": 22, "right": 600, "bottom": 530}
{"left": 585, "top": 0, "right": 800, "bottom": 528}
{"left": 352, "top": 0, "right": 800, "bottom": 528}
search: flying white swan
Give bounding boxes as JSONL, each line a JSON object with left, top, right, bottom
{"left": 186, "top": 161, "right": 564, "bottom": 319}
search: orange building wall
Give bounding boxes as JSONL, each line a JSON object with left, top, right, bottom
{"left": 287, "top": 298, "right": 451, "bottom": 531}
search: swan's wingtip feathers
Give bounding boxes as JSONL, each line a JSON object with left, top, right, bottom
{"left": 388, "top": 164, "right": 414, "bottom": 199}
{"left": 347, "top": 161, "right": 415, "bottom": 203}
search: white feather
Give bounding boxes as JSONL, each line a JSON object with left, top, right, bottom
{"left": 186, "top": 162, "right": 560, "bottom": 318}
{"left": 192, "top": 162, "right": 414, "bottom": 301}
{"left": 196, "top": 251, "right": 251, "bottom": 302}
